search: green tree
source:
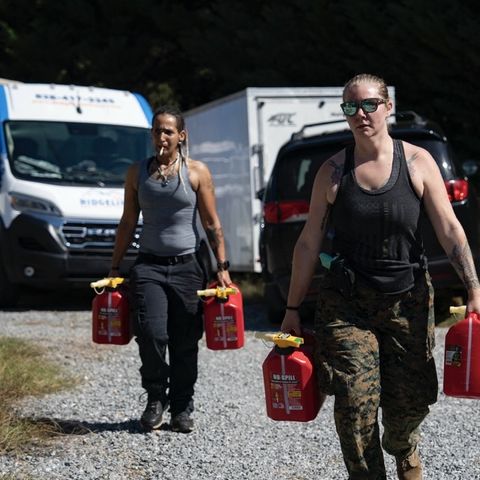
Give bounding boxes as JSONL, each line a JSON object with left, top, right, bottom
{"left": 0, "top": 0, "right": 478, "bottom": 158}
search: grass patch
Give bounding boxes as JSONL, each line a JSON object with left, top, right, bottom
{"left": 0, "top": 336, "right": 78, "bottom": 454}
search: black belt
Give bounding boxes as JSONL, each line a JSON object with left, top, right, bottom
{"left": 138, "top": 252, "right": 195, "bottom": 266}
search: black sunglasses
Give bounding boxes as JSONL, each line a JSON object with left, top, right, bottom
{"left": 340, "top": 98, "right": 387, "bottom": 117}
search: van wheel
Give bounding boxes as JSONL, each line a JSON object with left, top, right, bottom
{"left": 264, "top": 283, "right": 285, "bottom": 324}
{"left": 0, "top": 264, "right": 19, "bottom": 307}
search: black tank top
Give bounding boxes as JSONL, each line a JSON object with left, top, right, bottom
{"left": 331, "top": 139, "right": 426, "bottom": 294}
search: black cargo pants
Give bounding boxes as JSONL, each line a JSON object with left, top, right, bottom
{"left": 129, "top": 253, "right": 206, "bottom": 416}
{"left": 314, "top": 271, "right": 438, "bottom": 480}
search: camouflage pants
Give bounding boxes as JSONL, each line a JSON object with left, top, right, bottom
{"left": 314, "top": 271, "right": 438, "bottom": 480}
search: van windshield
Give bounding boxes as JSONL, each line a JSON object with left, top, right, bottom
{"left": 5, "top": 121, "right": 152, "bottom": 186}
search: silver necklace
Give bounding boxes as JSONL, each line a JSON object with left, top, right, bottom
{"left": 156, "top": 154, "right": 179, "bottom": 187}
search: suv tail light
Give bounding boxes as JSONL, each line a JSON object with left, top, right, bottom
{"left": 264, "top": 200, "right": 310, "bottom": 224}
{"left": 445, "top": 179, "right": 468, "bottom": 202}
{"left": 263, "top": 179, "right": 468, "bottom": 223}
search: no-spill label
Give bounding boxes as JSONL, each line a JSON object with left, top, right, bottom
{"left": 213, "top": 315, "right": 238, "bottom": 341}
{"left": 98, "top": 307, "right": 122, "bottom": 337}
{"left": 445, "top": 345, "right": 462, "bottom": 367}
{"left": 269, "top": 375, "right": 304, "bottom": 411}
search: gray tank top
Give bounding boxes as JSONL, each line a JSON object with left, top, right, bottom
{"left": 137, "top": 157, "right": 199, "bottom": 256}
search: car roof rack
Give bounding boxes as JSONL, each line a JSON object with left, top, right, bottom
{"left": 391, "top": 110, "right": 428, "bottom": 125}
{"left": 291, "top": 110, "right": 435, "bottom": 142}
{"left": 290, "top": 119, "right": 348, "bottom": 141}
{"left": 391, "top": 110, "right": 446, "bottom": 139}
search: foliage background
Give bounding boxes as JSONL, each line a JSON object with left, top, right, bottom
{"left": 0, "top": 0, "right": 478, "bottom": 158}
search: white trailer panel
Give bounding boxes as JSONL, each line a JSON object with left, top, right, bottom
{"left": 185, "top": 87, "right": 395, "bottom": 272}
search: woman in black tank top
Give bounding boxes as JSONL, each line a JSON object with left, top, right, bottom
{"left": 280, "top": 74, "right": 480, "bottom": 479}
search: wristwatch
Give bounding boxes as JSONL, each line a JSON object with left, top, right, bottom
{"left": 217, "top": 260, "right": 230, "bottom": 271}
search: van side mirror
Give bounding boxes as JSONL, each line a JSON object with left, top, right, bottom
{"left": 462, "top": 160, "right": 479, "bottom": 177}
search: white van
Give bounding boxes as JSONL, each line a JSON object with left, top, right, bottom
{"left": 0, "top": 80, "right": 153, "bottom": 306}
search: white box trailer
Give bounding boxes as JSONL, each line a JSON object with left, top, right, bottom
{"left": 184, "top": 87, "right": 353, "bottom": 273}
{"left": 0, "top": 79, "right": 153, "bottom": 305}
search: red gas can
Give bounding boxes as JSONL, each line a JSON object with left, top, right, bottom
{"left": 91, "top": 278, "right": 132, "bottom": 345}
{"left": 261, "top": 333, "right": 324, "bottom": 422}
{"left": 444, "top": 311, "right": 480, "bottom": 398}
{"left": 200, "top": 282, "right": 244, "bottom": 350}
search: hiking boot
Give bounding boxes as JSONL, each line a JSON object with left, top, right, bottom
{"left": 395, "top": 448, "right": 423, "bottom": 480}
{"left": 170, "top": 411, "right": 194, "bottom": 433}
{"left": 140, "top": 398, "right": 164, "bottom": 431}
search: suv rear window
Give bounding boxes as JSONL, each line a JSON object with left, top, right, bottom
{"left": 272, "top": 145, "right": 341, "bottom": 201}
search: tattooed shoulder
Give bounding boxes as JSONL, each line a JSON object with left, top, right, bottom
{"left": 406, "top": 152, "right": 419, "bottom": 178}
{"left": 328, "top": 159, "right": 344, "bottom": 185}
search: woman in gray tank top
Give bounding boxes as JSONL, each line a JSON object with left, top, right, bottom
{"left": 108, "top": 106, "right": 232, "bottom": 433}
{"left": 280, "top": 74, "right": 480, "bottom": 479}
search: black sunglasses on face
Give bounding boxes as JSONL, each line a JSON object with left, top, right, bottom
{"left": 340, "top": 98, "right": 387, "bottom": 117}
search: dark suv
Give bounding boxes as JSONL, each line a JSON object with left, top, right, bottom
{"left": 259, "top": 112, "right": 480, "bottom": 323}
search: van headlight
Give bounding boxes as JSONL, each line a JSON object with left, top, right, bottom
{"left": 9, "top": 192, "right": 62, "bottom": 216}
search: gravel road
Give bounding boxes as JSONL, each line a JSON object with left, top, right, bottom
{"left": 0, "top": 294, "right": 479, "bottom": 479}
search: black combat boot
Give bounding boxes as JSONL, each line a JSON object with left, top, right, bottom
{"left": 140, "top": 396, "right": 164, "bottom": 431}
{"left": 170, "top": 411, "right": 194, "bottom": 433}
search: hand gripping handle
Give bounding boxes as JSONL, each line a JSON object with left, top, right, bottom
{"left": 196, "top": 287, "right": 238, "bottom": 299}
{"left": 450, "top": 305, "right": 467, "bottom": 316}
{"left": 254, "top": 332, "right": 304, "bottom": 348}
{"left": 450, "top": 305, "right": 480, "bottom": 321}
{"left": 90, "top": 277, "right": 125, "bottom": 290}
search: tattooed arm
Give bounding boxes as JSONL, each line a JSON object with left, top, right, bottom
{"left": 281, "top": 150, "right": 344, "bottom": 335}
{"left": 205, "top": 224, "right": 227, "bottom": 271}
{"left": 447, "top": 241, "right": 480, "bottom": 313}
{"left": 406, "top": 143, "right": 480, "bottom": 313}
{"left": 449, "top": 242, "right": 480, "bottom": 291}
{"left": 189, "top": 159, "right": 232, "bottom": 287}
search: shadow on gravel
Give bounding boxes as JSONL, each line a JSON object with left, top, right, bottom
{"left": 5, "top": 287, "right": 93, "bottom": 312}
{"left": 26, "top": 417, "right": 151, "bottom": 436}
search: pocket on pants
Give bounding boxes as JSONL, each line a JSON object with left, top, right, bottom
{"left": 314, "top": 346, "right": 335, "bottom": 396}
{"left": 399, "top": 270, "right": 436, "bottom": 360}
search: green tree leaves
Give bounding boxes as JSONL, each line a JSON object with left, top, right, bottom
{"left": 0, "top": 0, "right": 478, "bottom": 158}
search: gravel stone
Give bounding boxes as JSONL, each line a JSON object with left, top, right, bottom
{"left": 1, "top": 302, "right": 479, "bottom": 479}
